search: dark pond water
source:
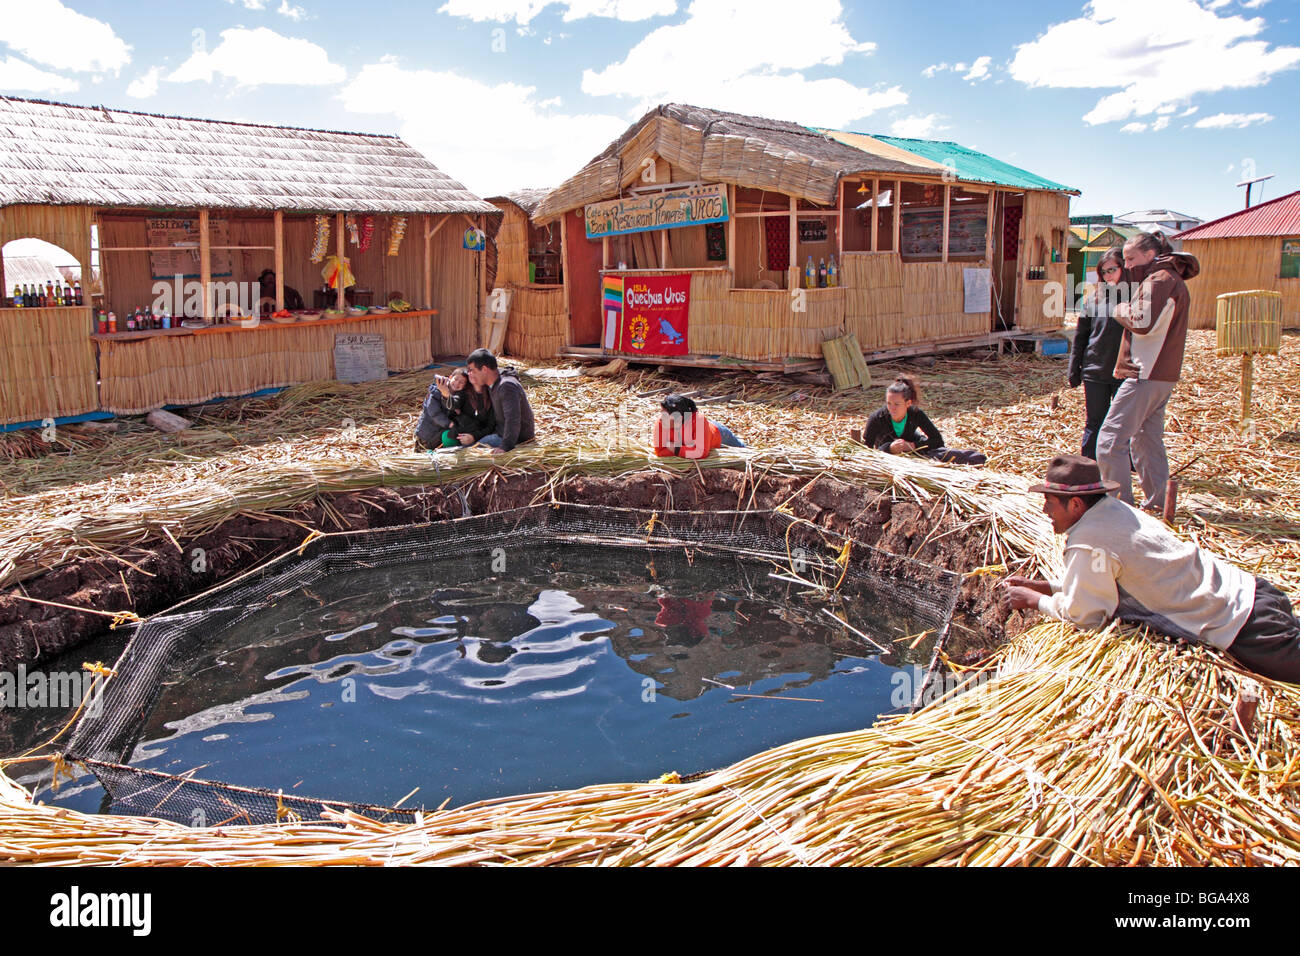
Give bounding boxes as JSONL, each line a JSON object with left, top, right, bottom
{"left": 8, "top": 544, "right": 938, "bottom": 812}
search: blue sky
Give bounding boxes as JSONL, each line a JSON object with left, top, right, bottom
{"left": 1, "top": 0, "right": 1297, "bottom": 227}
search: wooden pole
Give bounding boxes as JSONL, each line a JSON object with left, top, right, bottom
{"left": 789, "top": 195, "right": 797, "bottom": 289}
{"left": 660, "top": 228, "right": 669, "bottom": 268}
{"left": 478, "top": 214, "right": 487, "bottom": 324}
{"left": 870, "top": 178, "right": 879, "bottom": 253}
{"left": 1242, "top": 352, "right": 1254, "bottom": 431}
{"left": 836, "top": 179, "right": 844, "bottom": 260}
{"left": 893, "top": 180, "right": 901, "bottom": 253}
{"left": 942, "top": 184, "right": 951, "bottom": 264}
{"left": 424, "top": 214, "right": 432, "bottom": 310}
{"left": 726, "top": 184, "right": 735, "bottom": 280}
{"left": 985, "top": 191, "right": 995, "bottom": 263}
{"left": 273, "top": 210, "right": 284, "bottom": 312}
{"left": 602, "top": 235, "right": 609, "bottom": 270}
{"left": 199, "top": 208, "right": 211, "bottom": 322}
{"left": 335, "top": 212, "right": 346, "bottom": 310}
{"left": 561, "top": 211, "right": 571, "bottom": 346}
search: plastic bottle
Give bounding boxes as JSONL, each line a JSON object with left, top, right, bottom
{"left": 828, "top": 255, "right": 838, "bottom": 288}
{"left": 818, "top": 258, "right": 827, "bottom": 288}
{"left": 108, "top": 311, "right": 117, "bottom": 333}
{"left": 73, "top": 281, "right": 83, "bottom": 306}
{"left": 12, "top": 284, "right": 21, "bottom": 308}
{"left": 805, "top": 256, "right": 816, "bottom": 289}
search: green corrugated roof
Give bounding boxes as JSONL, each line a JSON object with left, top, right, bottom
{"left": 864, "top": 135, "right": 1077, "bottom": 194}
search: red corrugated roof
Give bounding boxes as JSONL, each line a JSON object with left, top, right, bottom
{"left": 1175, "top": 190, "right": 1300, "bottom": 240}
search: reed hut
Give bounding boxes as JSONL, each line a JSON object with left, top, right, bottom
{"left": 0, "top": 96, "right": 498, "bottom": 426}
{"left": 532, "top": 104, "right": 1076, "bottom": 366}
{"left": 1174, "top": 190, "right": 1300, "bottom": 330}
{"left": 485, "top": 190, "right": 567, "bottom": 360}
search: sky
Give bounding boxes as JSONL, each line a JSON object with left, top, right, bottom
{"left": 0, "top": 0, "right": 1297, "bottom": 258}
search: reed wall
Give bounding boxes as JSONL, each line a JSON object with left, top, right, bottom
{"left": 0, "top": 306, "right": 98, "bottom": 424}
{"left": 0, "top": 205, "right": 98, "bottom": 423}
{"left": 1180, "top": 237, "right": 1300, "bottom": 330}
{"left": 504, "top": 283, "right": 566, "bottom": 359}
{"left": 493, "top": 205, "right": 531, "bottom": 287}
{"left": 97, "top": 315, "right": 432, "bottom": 415}
{"left": 842, "top": 252, "right": 903, "bottom": 349}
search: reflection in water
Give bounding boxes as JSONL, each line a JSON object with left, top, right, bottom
{"left": 72, "top": 545, "right": 934, "bottom": 809}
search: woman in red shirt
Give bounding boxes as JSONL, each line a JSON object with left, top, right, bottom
{"left": 653, "top": 394, "right": 744, "bottom": 459}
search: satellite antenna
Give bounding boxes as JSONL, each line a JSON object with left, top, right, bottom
{"left": 1236, "top": 174, "right": 1274, "bottom": 209}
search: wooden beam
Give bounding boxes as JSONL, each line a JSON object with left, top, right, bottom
{"left": 659, "top": 228, "right": 669, "bottom": 268}
{"left": 335, "top": 212, "right": 346, "bottom": 311}
{"left": 426, "top": 217, "right": 449, "bottom": 241}
{"left": 870, "top": 178, "right": 879, "bottom": 253}
{"left": 478, "top": 214, "right": 487, "bottom": 327}
{"left": 985, "top": 191, "right": 995, "bottom": 263}
{"left": 942, "top": 184, "right": 951, "bottom": 264}
{"left": 726, "top": 184, "right": 735, "bottom": 281}
{"left": 273, "top": 210, "right": 284, "bottom": 312}
{"left": 893, "top": 180, "right": 902, "bottom": 253}
{"left": 836, "top": 179, "right": 844, "bottom": 260}
{"left": 561, "top": 210, "right": 571, "bottom": 345}
{"left": 199, "top": 208, "right": 211, "bottom": 322}
{"left": 789, "top": 194, "right": 798, "bottom": 289}
{"left": 602, "top": 235, "right": 609, "bottom": 269}
{"left": 423, "top": 214, "right": 432, "bottom": 311}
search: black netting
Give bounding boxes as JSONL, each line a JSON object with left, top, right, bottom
{"left": 66, "top": 504, "right": 960, "bottom": 826}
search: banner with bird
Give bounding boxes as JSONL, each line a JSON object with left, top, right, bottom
{"left": 614, "top": 273, "right": 690, "bottom": 356}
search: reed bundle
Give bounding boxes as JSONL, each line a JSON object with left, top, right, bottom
{"left": 505, "top": 284, "right": 567, "bottom": 359}
{"left": 1216, "top": 290, "right": 1282, "bottom": 356}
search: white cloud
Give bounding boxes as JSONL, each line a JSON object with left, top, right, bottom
{"left": 277, "top": 1, "right": 309, "bottom": 18}
{"left": 1194, "top": 111, "right": 1274, "bottom": 128}
{"left": 922, "top": 62, "right": 948, "bottom": 78}
{"left": 338, "top": 57, "right": 629, "bottom": 195}
{"left": 580, "top": 0, "right": 899, "bottom": 127}
{"left": 226, "top": 0, "right": 268, "bottom": 8}
{"left": 169, "top": 27, "right": 345, "bottom": 87}
{"left": 964, "top": 56, "right": 992, "bottom": 82}
{"left": 890, "top": 113, "right": 948, "bottom": 137}
{"left": 436, "top": 0, "right": 674, "bottom": 24}
{"left": 1240, "top": 0, "right": 1270, "bottom": 8}
{"left": 2, "top": 0, "right": 130, "bottom": 73}
{"left": 0, "top": 55, "right": 78, "bottom": 94}
{"left": 125, "top": 66, "right": 162, "bottom": 99}
{"left": 1152, "top": 115, "right": 1170, "bottom": 131}
{"left": 1120, "top": 121, "right": 1149, "bottom": 133}
{"left": 1181, "top": 105, "right": 1199, "bottom": 116}
{"left": 1008, "top": 0, "right": 1300, "bottom": 125}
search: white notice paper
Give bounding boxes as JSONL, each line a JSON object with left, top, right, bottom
{"left": 963, "top": 268, "right": 992, "bottom": 314}
{"left": 334, "top": 333, "right": 387, "bottom": 384}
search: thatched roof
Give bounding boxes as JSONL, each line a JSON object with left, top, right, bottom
{"left": 534, "top": 103, "right": 940, "bottom": 223}
{"left": 0, "top": 96, "right": 497, "bottom": 215}
{"left": 487, "top": 189, "right": 552, "bottom": 217}
{"left": 1, "top": 255, "right": 65, "bottom": 287}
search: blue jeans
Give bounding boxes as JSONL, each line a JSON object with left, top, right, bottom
{"left": 715, "top": 423, "right": 745, "bottom": 448}
{"left": 478, "top": 434, "right": 503, "bottom": 448}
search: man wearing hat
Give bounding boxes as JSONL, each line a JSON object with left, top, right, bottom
{"left": 1001, "top": 454, "right": 1300, "bottom": 683}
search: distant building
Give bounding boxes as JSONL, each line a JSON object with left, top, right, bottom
{"left": 1114, "top": 209, "right": 1203, "bottom": 235}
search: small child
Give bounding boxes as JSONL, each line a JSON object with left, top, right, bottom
{"left": 415, "top": 369, "right": 483, "bottom": 450}
{"left": 861, "top": 376, "right": 986, "bottom": 465}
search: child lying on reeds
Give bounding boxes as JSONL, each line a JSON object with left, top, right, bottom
{"left": 860, "top": 376, "right": 986, "bottom": 465}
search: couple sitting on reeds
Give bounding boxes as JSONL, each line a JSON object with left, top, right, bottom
{"left": 415, "top": 348, "right": 535, "bottom": 456}
{"left": 1002, "top": 454, "right": 1300, "bottom": 685}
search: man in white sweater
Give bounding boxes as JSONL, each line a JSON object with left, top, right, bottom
{"left": 1001, "top": 454, "right": 1300, "bottom": 683}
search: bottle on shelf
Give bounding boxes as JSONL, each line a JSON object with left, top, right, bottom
{"left": 54, "top": 281, "right": 63, "bottom": 306}
{"left": 108, "top": 311, "right": 117, "bottom": 333}
{"left": 805, "top": 255, "right": 816, "bottom": 289}
{"left": 818, "top": 257, "right": 827, "bottom": 288}
{"left": 11, "top": 284, "right": 21, "bottom": 308}
{"left": 73, "top": 281, "right": 83, "bottom": 306}
{"left": 828, "top": 255, "right": 838, "bottom": 288}
{"left": 126, "top": 310, "right": 137, "bottom": 332}
{"left": 23, "top": 284, "right": 33, "bottom": 308}
{"left": 97, "top": 310, "right": 107, "bottom": 334}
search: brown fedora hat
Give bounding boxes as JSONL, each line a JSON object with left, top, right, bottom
{"left": 1028, "top": 453, "right": 1121, "bottom": 495}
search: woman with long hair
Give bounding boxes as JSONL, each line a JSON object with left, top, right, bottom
{"left": 1069, "top": 246, "right": 1129, "bottom": 460}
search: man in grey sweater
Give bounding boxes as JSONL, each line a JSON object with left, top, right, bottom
{"left": 1001, "top": 454, "right": 1300, "bottom": 683}
{"left": 466, "top": 348, "right": 535, "bottom": 454}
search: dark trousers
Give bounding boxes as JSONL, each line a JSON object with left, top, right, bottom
{"left": 1081, "top": 378, "right": 1122, "bottom": 462}
{"left": 922, "top": 447, "right": 987, "bottom": 466}
{"left": 1228, "top": 578, "right": 1300, "bottom": 684}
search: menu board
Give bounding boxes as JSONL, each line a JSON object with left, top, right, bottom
{"left": 900, "top": 206, "right": 988, "bottom": 259}
{"left": 147, "top": 218, "right": 232, "bottom": 279}
{"left": 334, "top": 333, "right": 387, "bottom": 384}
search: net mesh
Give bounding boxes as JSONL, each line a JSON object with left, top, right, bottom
{"left": 65, "top": 504, "right": 961, "bottom": 826}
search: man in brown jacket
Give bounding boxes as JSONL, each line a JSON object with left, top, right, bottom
{"left": 1095, "top": 232, "right": 1199, "bottom": 512}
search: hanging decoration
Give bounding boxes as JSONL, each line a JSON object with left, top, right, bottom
{"left": 387, "top": 216, "right": 407, "bottom": 256}
{"left": 346, "top": 214, "right": 360, "bottom": 246}
{"left": 358, "top": 215, "right": 375, "bottom": 253}
{"left": 320, "top": 254, "right": 355, "bottom": 291}
{"left": 310, "top": 215, "right": 330, "bottom": 263}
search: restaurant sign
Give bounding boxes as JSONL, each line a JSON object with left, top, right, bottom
{"left": 585, "top": 183, "right": 729, "bottom": 239}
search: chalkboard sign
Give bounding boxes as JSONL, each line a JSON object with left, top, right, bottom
{"left": 334, "top": 332, "right": 387, "bottom": 384}
{"left": 798, "top": 219, "right": 829, "bottom": 243}
{"left": 147, "top": 218, "right": 232, "bottom": 279}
